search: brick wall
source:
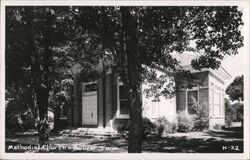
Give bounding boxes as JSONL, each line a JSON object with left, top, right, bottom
{"left": 72, "top": 77, "right": 82, "bottom": 127}
{"left": 176, "top": 91, "right": 186, "bottom": 112}
{"left": 199, "top": 88, "right": 208, "bottom": 105}
{"left": 112, "top": 73, "right": 118, "bottom": 118}
{"left": 105, "top": 74, "right": 113, "bottom": 127}
{"left": 97, "top": 78, "right": 104, "bottom": 127}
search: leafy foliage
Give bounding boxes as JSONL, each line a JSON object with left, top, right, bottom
{"left": 191, "top": 100, "right": 209, "bottom": 131}
{"left": 226, "top": 75, "right": 244, "bottom": 101}
{"left": 233, "top": 103, "right": 244, "bottom": 123}
{"left": 225, "top": 98, "right": 235, "bottom": 126}
{"left": 118, "top": 117, "right": 177, "bottom": 139}
{"left": 5, "top": 7, "right": 104, "bottom": 145}
{"left": 72, "top": 6, "right": 244, "bottom": 99}
{"left": 142, "top": 117, "right": 157, "bottom": 139}
{"left": 213, "top": 124, "right": 224, "bottom": 130}
{"left": 176, "top": 111, "right": 194, "bottom": 132}
{"left": 5, "top": 6, "right": 244, "bottom": 152}
{"left": 142, "top": 117, "right": 177, "bottom": 138}
{"left": 155, "top": 116, "right": 178, "bottom": 135}
{"left": 5, "top": 85, "right": 39, "bottom": 132}
{"left": 225, "top": 98, "right": 243, "bottom": 126}
{"left": 6, "top": 110, "right": 36, "bottom": 132}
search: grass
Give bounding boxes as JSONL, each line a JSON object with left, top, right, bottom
{"left": 5, "top": 127, "right": 243, "bottom": 153}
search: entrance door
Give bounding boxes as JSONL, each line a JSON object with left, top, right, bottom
{"left": 82, "top": 83, "right": 98, "bottom": 126}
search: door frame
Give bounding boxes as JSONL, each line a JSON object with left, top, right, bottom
{"left": 82, "top": 82, "right": 98, "bottom": 126}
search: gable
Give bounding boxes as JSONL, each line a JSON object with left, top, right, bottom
{"left": 173, "top": 52, "right": 231, "bottom": 81}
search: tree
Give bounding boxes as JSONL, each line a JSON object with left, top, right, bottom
{"left": 75, "top": 6, "right": 243, "bottom": 152}
{"left": 225, "top": 99, "right": 243, "bottom": 126}
{"left": 6, "top": 7, "right": 70, "bottom": 146}
{"left": 226, "top": 75, "right": 244, "bottom": 101}
{"left": 6, "top": 6, "right": 102, "bottom": 147}
{"left": 225, "top": 75, "right": 244, "bottom": 126}
{"left": 6, "top": 6, "right": 243, "bottom": 153}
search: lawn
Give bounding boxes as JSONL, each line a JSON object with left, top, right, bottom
{"left": 5, "top": 127, "right": 243, "bottom": 153}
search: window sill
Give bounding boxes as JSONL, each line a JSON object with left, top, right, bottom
{"left": 116, "top": 114, "right": 130, "bottom": 119}
{"left": 59, "top": 117, "right": 68, "bottom": 120}
{"left": 210, "top": 116, "right": 224, "bottom": 119}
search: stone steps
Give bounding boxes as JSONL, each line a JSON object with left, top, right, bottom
{"left": 58, "top": 127, "right": 119, "bottom": 138}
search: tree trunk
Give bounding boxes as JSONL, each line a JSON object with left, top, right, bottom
{"left": 36, "top": 87, "right": 49, "bottom": 147}
{"left": 25, "top": 9, "right": 52, "bottom": 150}
{"left": 121, "top": 7, "right": 142, "bottom": 153}
{"left": 53, "top": 103, "right": 61, "bottom": 131}
{"left": 37, "top": 34, "right": 51, "bottom": 148}
{"left": 128, "top": 90, "right": 142, "bottom": 153}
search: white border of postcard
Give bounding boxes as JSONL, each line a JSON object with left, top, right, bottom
{"left": 0, "top": 0, "right": 249, "bottom": 159}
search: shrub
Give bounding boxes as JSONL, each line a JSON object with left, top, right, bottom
{"left": 6, "top": 112, "right": 37, "bottom": 133}
{"left": 191, "top": 101, "right": 209, "bottom": 131}
{"left": 118, "top": 117, "right": 178, "bottom": 138}
{"left": 117, "top": 118, "right": 157, "bottom": 139}
{"left": 6, "top": 114, "right": 23, "bottom": 132}
{"left": 171, "top": 121, "right": 178, "bottom": 133}
{"left": 225, "top": 98, "right": 235, "bottom": 126}
{"left": 117, "top": 124, "right": 128, "bottom": 133}
{"left": 142, "top": 117, "right": 157, "bottom": 139}
{"left": 232, "top": 102, "right": 244, "bottom": 126}
{"left": 154, "top": 125, "right": 164, "bottom": 137}
{"left": 176, "top": 111, "right": 194, "bottom": 132}
{"left": 225, "top": 99, "right": 244, "bottom": 126}
{"left": 214, "top": 124, "right": 224, "bottom": 130}
{"left": 118, "top": 117, "right": 157, "bottom": 139}
{"left": 155, "top": 116, "right": 177, "bottom": 136}
{"left": 117, "top": 122, "right": 130, "bottom": 136}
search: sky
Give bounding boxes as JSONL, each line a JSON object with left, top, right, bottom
{"left": 221, "top": 48, "right": 244, "bottom": 87}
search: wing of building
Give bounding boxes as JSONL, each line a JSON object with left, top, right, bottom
{"left": 54, "top": 53, "right": 231, "bottom": 131}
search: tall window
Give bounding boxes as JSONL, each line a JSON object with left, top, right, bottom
{"left": 215, "top": 85, "right": 219, "bottom": 116}
{"left": 211, "top": 83, "right": 215, "bottom": 115}
{"left": 187, "top": 90, "right": 198, "bottom": 114}
{"left": 219, "top": 88, "right": 221, "bottom": 116}
{"left": 211, "top": 83, "right": 224, "bottom": 117}
{"left": 117, "top": 77, "right": 130, "bottom": 117}
{"left": 222, "top": 90, "right": 225, "bottom": 117}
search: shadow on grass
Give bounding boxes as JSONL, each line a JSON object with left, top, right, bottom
{"left": 222, "top": 126, "right": 243, "bottom": 132}
{"left": 142, "top": 127, "right": 243, "bottom": 153}
{"left": 88, "top": 137, "right": 128, "bottom": 149}
{"left": 142, "top": 136, "right": 243, "bottom": 153}
{"left": 207, "top": 130, "right": 243, "bottom": 139}
{"left": 5, "top": 127, "right": 243, "bottom": 153}
{"left": 79, "top": 129, "right": 243, "bottom": 153}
